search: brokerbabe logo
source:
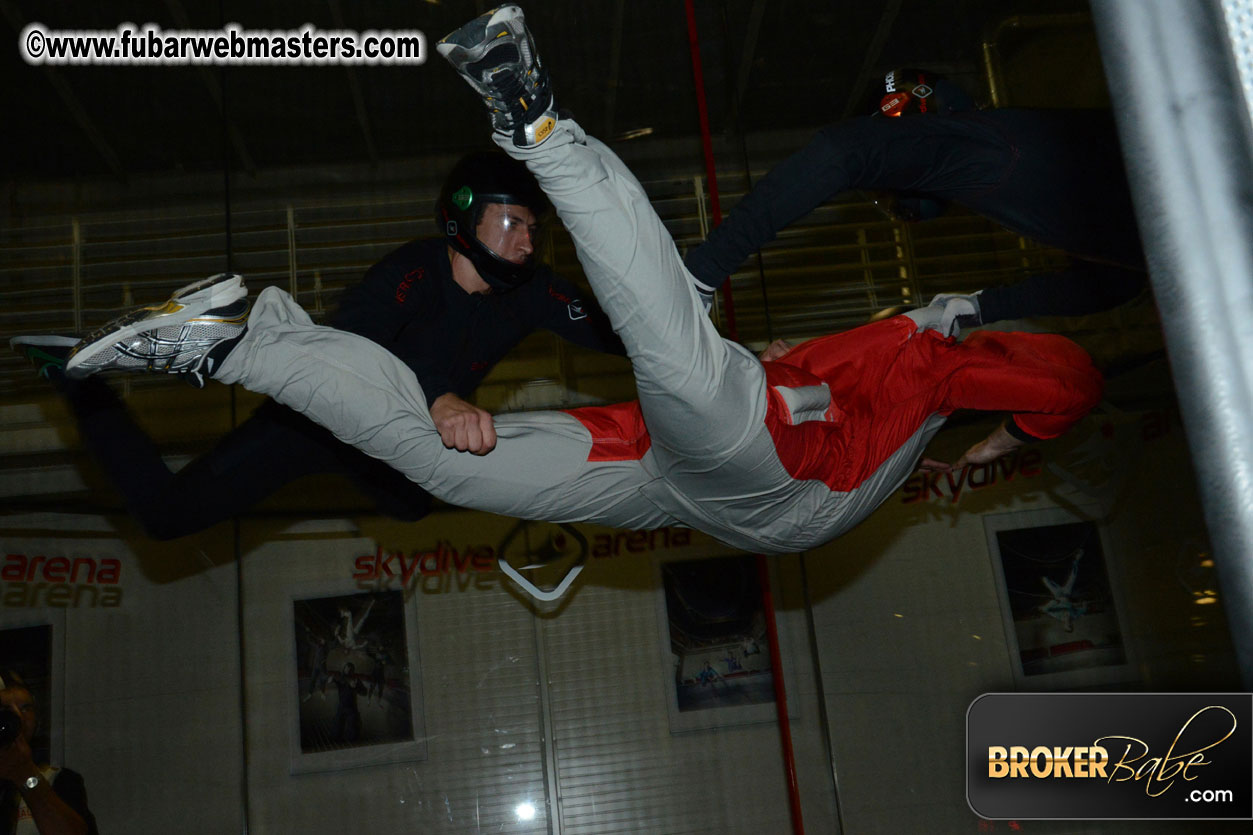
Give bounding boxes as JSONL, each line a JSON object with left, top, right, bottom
{"left": 967, "top": 693, "right": 1252, "bottom": 820}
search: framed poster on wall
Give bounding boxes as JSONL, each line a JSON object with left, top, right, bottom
{"left": 0, "top": 617, "right": 65, "bottom": 767}
{"left": 655, "top": 553, "right": 791, "bottom": 734}
{"left": 984, "top": 507, "right": 1137, "bottom": 689}
{"left": 288, "top": 587, "right": 426, "bottom": 774}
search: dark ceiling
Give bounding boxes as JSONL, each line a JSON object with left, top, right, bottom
{"left": 3, "top": 0, "right": 1099, "bottom": 194}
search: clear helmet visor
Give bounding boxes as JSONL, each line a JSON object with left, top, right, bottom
{"left": 475, "top": 202, "right": 539, "bottom": 265}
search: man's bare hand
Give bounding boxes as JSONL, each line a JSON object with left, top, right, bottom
{"left": 759, "top": 339, "right": 794, "bottom": 362}
{"left": 954, "top": 422, "right": 1023, "bottom": 469}
{"left": 430, "top": 393, "right": 497, "bottom": 455}
{"left": 918, "top": 422, "right": 1024, "bottom": 473}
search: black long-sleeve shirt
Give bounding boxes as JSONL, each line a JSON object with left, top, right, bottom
{"left": 331, "top": 238, "right": 625, "bottom": 405}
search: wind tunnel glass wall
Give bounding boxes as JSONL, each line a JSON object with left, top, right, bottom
{"left": 0, "top": 1, "right": 1245, "bottom": 833}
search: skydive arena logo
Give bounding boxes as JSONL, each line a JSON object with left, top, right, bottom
{"left": 967, "top": 693, "right": 1253, "bottom": 820}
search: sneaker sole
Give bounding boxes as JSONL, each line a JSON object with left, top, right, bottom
{"left": 10, "top": 335, "right": 79, "bottom": 350}
{"left": 438, "top": 4, "right": 555, "bottom": 147}
{"left": 10, "top": 334, "right": 78, "bottom": 377}
{"left": 65, "top": 274, "right": 247, "bottom": 378}
{"left": 437, "top": 5, "right": 524, "bottom": 61}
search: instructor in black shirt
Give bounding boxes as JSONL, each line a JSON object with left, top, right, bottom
{"left": 34, "top": 151, "right": 624, "bottom": 539}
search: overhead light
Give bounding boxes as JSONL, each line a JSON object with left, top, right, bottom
{"left": 515, "top": 802, "right": 537, "bottom": 822}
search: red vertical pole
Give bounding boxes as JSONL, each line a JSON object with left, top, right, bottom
{"left": 756, "top": 555, "right": 806, "bottom": 834}
{"left": 682, "top": 0, "right": 738, "bottom": 339}
{"left": 683, "top": 3, "right": 803, "bottom": 833}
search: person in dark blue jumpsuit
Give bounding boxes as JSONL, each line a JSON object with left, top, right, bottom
{"left": 684, "top": 69, "right": 1147, "bottom": 326}
{"left": 27, "top": 151, "right": 624, "bottom": 540}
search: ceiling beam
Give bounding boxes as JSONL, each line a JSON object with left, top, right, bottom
{"left": 1, "top": 0, "right": 125, "bottom": 179}
{"left": 328, "top": 0, "right": 379, "bottom": 166}
{"left": 163, "top": 0, "right": 256, "bottom": 176}
{"left": 734, "top": 0, "right": 767, "bottom": 110}
{"left": 840, "top": 0, "right": 904, "bottom": 119}
{"left": 603, "top": 0, "right": 626, "bottom": 139}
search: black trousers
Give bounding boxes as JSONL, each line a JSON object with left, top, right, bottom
{"left": 63, "top": 379, "right": 433, "bottom": 540}
{"left": 684, "top": 109, "right": 1148, "bottom": 323}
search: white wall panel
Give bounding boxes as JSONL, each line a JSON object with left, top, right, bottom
{"left": 239, "top": 522, "right": 550, "bottom": 834}
{"left": 803, "top": 412, "right": 1240, "bottom": 834}
{"left": 1, "top": 399, "right": 1243, "bottom": 834}
{"left": 542, "top": 540, "right": 839, "bottom": 834}
{"left": 0, "top": 529, "right": 242, "bottom": 833}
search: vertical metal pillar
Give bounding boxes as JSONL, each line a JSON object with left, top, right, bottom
{"left": 71, "top": 218, "right": 82, "bottom": 333}
{"left": 287, "top": 205, "right": 298, "bottom": 300}
{"left": 1090, "top": 0, "right": 1253, "bottom": 687}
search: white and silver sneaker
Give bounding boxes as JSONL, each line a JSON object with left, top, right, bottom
{"left": 437, "top": 5, "right": 557, "bottom": 148}
{"left": 65, "top": 273, "right": 249, "bottom": 388}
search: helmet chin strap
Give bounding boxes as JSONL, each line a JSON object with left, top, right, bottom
{"left": 466, "top": 246, "right": 536, "bottom": 292}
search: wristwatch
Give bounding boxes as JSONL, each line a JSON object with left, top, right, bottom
{"left": 23, "top": 775, "right": 39, "bottom": 790}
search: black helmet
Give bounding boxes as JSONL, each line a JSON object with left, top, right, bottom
{"left": 866, "top": 67, "right": 972, "bottom": 221}
{"left": 436, "top": 150, "right": 550, "bottom": 292}
{"left": 875, "top": 67, "right": 975, "bottom": 118}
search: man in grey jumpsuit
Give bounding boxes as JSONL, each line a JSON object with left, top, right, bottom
{"left": 64, "top": 5, "right": 1103, "bottom": 555}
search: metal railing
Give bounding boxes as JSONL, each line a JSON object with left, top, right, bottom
{"left": 0, "top": 169, "right": 1072, "bottom": 403}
